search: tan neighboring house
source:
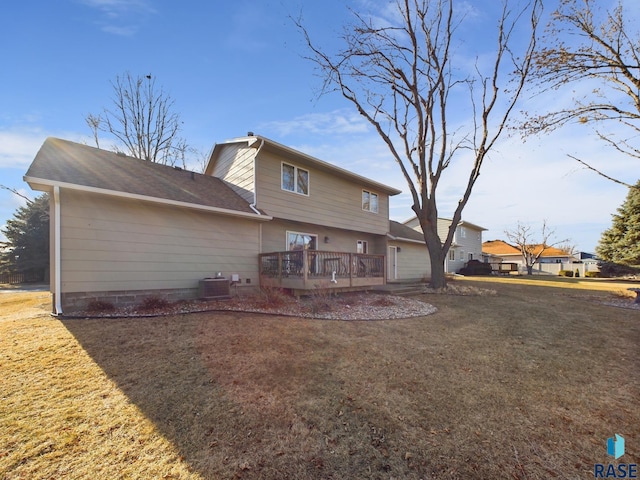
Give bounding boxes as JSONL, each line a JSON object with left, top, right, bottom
{"left": 481, "top": 239, "right": 598, "bottom": 275}
{"left": 482, "top": 240, "right": 573, "bottom": 265}
{"left": 25, "top": 135, "right": 438, "bottom": 314}
{"left": 403, "top": 216, "right": 487, "bottom": 273}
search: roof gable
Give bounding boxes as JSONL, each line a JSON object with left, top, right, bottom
{"left": 482, "top": 240, "right": 521, "bottom": 255}
{"left": 25, "top": 138, "right": 260, "bottom": 216}
{"left": 207, "top": 134, "right": 402, "bottom": 196}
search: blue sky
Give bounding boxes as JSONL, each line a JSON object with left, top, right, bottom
{"left": 0, "top": 0, "right": 636, "bottom": 252}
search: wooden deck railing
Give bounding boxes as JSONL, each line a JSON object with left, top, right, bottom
{"left": 259, "top": 250, "right": 385, "bottom": 290}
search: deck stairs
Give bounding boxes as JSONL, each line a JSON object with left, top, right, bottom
{"left": 373, "top": 282, "right": 427, "bottom": 296}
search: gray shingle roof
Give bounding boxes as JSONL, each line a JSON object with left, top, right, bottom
{"left": 25, "top": 138, "right": 258, "bottom": 215}
{"left": 389, "top": 220, "right": 425, "bottom": 242}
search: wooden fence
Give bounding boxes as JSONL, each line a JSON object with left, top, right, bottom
{"left": 0, "top": 271, "right": 45, "bottom": 284}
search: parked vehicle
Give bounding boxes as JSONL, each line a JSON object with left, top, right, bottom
{"left": 459, "top": 259, "right": 493, "bottom": 276}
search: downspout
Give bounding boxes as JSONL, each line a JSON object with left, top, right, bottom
{"left": 249, "top": 137, "right": 265, "bottom": 215}
{"left": 53, "top": 186, "right": 63, "bottom": 315}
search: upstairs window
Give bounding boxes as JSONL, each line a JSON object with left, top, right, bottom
{"left": 282, "top": 163, "right": 309, "bottom": 195}
{"left": 357, "top": 240, "right": 368, "bottom": 254}
{"left": 362, "top": 190, "right": 379, "bottom": 213}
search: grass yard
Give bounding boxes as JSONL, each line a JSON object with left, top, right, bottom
{"left": 1, "top": 278, "right": 639, "bottom": 479}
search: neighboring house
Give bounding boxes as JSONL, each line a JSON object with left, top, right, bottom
{"left": 482, "top": 239, "right": 598, "bottom": 275}
{"left": 574, "top": 251, "right": 599, "bottom": 264}
{"left": 25, "top": 135, "right": 440, "bottom": 314}
{"left": 482, "top": 240, "right": 521, "bottom": 264}
{"left": 482, "top": 240, "right": 574, "bottom": 265}
{"left": 387, "top": 220, "right": 431, "bottom": 282}
{"left": 403, "top": 216, "right": 487, "bottom": 273}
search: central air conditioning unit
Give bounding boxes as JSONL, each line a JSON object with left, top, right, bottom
{"left": 199, "top": 278, "right": 231, "bottom": 299}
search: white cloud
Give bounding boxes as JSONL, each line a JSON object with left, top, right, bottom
{"left": 79, "top": 0, "right": 155, "bottom": 15}
{"left": 77, "top": 0, "right": 156, "bottom": 36}
{"left": 261, "top": 109, "right": 370, "bottom": 137}
{"left": 0, "top": 129, "right": 49, "bottom": 169}
{"left": 456, "top": 127, "right": 631, "bottom": 251}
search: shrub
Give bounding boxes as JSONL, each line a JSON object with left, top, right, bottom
{"left": 86, "top": 300, "right": 115, "bottom": 313}
{"left": 256, "top": 287, "right": 290, "bottom": 309}
{"left": 139, "top": 296, "right": 170, "bottom": 311}
{"left": 558, "top": 270, "right": 574, "bottom": 277}
{"left": 371, "top": 295, "right": 396, "bottom": 307}
{"left": 575, "top": 269, "right": 580, "bottom": 278}
{"left": 585, "top": 271, "right": 599, "bottom": 278}
{"left": 597, "top": 261, "right": 640, "bottom": 278}
{"left": 308, "top": 281, "right": 334, "bottom": 314}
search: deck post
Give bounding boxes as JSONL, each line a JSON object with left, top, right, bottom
{"left": 349, "top": 253, "right": 354, "bottom": 287}
{"left": 303, "top": 250, "right": 309, "bottom": 288}
{"left": 277, "top": 253, "right": 283, "bottom": 280}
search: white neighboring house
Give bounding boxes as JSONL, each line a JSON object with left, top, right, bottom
{"left": 403, "top": 217, "right": 487, "bottom": 274}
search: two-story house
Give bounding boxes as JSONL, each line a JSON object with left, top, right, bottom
{"left": 403, "top": 216, "right": 487, "bottom": 274}
{"left": 25, "top": 135, "right": 434, "bottom": 314}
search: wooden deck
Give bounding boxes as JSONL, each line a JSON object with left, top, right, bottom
{"left": 259, "top": 250, "right": 385, "bottom": 292}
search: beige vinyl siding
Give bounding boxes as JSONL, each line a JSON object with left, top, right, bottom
{"left": 407, "top": 217, "right": 453, "bottom": 242}
{"left": 255, "top": 151, "right": 390, "bottom": 234}
{"left": 437, "top": 219, "right": 451, "bottom": 240}
{"left": 404, "top": 217, "right": 420, "bottom": 230}
{"left": 209, "top": 143, "right": 256, "bottom": 203}
{"left": 59, "top": 190, "right": 259, "bottom": 293}
{"left": 390, "top": 241, "right": 431, "bottom": 281}
{"left": 261, "top": 219, "right": 386, "bottom": 255}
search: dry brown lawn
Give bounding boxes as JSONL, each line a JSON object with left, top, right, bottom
{"left": 1, "top": 278, "right": 639, "bottom": 479}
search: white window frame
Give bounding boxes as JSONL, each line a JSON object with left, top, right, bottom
{"left": 448, "top": 249, "right": 455, "bottom": 261}
{"left": 362, "top": 190, "right": 379, "bottom": 213}
{"left": 357, "top": 240, "right": 368, "bottom": 254}
{"left": 281, "top": 162, "right": 309, "bottom": 196}
{"left": 286, "top": 231, "right": 317, "bottom": 251}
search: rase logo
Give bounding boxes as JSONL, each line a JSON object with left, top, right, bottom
{"left": 610, "top": 435, "right": 626, "bottom": 460}
{"left": 594, "top": 434, "right": 637, "bottom": 479}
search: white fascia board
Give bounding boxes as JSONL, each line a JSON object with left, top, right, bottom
{"left": 24, "top": 176, "right": 273, "bottom": 222}
{"left": 386, "top": 233, "right": 426, "bottom": 245}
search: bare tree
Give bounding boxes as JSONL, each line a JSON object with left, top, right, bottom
{"left": 0, "top": 185, "right": 33, "bottom": 205}
{"left": 298, "top": 0, "right": 541, "bottom": 288}
{"left": 87, "top": 73, "right": 186, "bottom": 165}
{"left": 525, "top": 0, "right": 640, "bottom": 187}
{"left": 505, "top": 220, "right": 569, "bottom": 275}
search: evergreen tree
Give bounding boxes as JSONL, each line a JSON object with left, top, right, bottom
{"left": 596, "top": 182, "right": 640, "bottom": 265}
{"left": 0, "top": 194, "right": 49, "bottom": 279}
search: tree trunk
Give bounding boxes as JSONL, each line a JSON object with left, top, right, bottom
{"left": 428, "top": 250, "right": 447, "bottom": 289}
{"left": 423, "top": 226, "right": 447, "bottom": 289}
{"left": 526, "top": 265, "right": 533, "bottom": 275}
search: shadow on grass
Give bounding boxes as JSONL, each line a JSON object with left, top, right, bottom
{"left": 61, "top": 312, "right": 420, "bottom": 479}
{"left": 62, "top": 286, "right": 640, "bottom": 479}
